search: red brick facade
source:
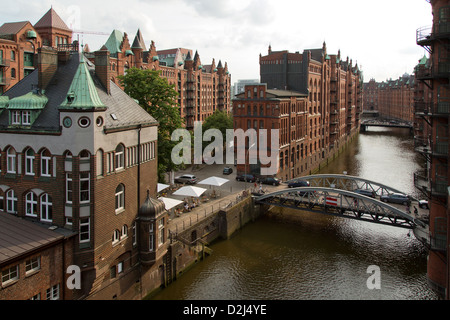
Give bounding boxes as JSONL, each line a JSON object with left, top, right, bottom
{"left": 234, "top": 44, "right": 362, "bottom": 181}
{"left": 86, "top": 29, "right": 232, "bottom": 128}
{"left": 363, "top": 74, "right": 415, "bottom": 123}
{"left": 415, "top": 0, "right": 450, "bottom": 299}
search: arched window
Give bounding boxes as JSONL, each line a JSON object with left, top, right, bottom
{"left": 40, "top": 194, "right": 52, "bottom": 222}
{"left": 121, "top": 225, "right": 128, "bottom": 240}
{"left": 40, "top": 149, "right": 51, "bottom": 177}
{"left": 6, "top": 189, "right": 17, "bottom": 213}
{"left": 112, "top": 229, "right": 120, "bottom": 244}
{"left": 115, "top": 144, "right": 124, "bottom": 170}
{"left": 115, "top": 184, "right": 125, "bottom": 212}
{"left": 96, "top": 149, "right": 104, "bottom": 176}
{"left": 7, "top": 147, "right": 16, "bottom": 173}
{"left": 25, "top": 148, "right": 35, "bottom": 175}
{"left": 25, "top": 192, "right": 37, "bottom": 217}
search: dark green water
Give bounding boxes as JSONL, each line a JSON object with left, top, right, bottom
{"left": 151, "top": 127, "right": 439, "bottom": 300}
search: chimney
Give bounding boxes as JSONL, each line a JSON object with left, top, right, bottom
{"left": 95, "top": 47, "right": 111, "bottom": 94}
{"left": 38, "top": 47, "right": 58, "bottom": 90}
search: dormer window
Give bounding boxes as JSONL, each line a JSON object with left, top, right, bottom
{"left": 7, "top": 91, "right": 48, "bottom": 127}
{"left": 67, "top": 92, "right": 75, "bottom": 104}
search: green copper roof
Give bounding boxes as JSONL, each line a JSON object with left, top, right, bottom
{"left": 0, "top": 96, "right": 9, "bottom": 109}
{"left": 60, "top": 55, "right": 106, "bottom": 110}
{"left": 8, "top": 91, "right": 48, "bottom": 110}
{"left": 104, "top": 29, "right": 123, "bottom": 54}
{"left": 418, "top": 55, "right": 428, "bottom": 65}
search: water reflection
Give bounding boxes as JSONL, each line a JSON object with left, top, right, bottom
{"left": 151, "top": 127, "right": 438, "bottom": 300}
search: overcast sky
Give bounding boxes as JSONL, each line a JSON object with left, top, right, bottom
{"left": 2, "top": 0, "right": 432, "bottom": 84}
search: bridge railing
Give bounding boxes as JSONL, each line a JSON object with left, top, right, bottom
{"left": 255, "top": 187, "right": 425, "bottom": 229}
{"left": 285, "top": 174, "right": 415, "bottom": 199}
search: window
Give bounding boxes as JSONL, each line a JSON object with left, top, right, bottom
{"left": 7, "top": 147, "right": 16, "bottom": 173}
{"left": 79, "top": 218, "right": 90, "bottom": 243}
{"left": 22, "top": 111, "right": 30, "bottom": 125}
{"left": 40, "top": 149, "right": 51, "bottom": 177}
{"left": 11, "top": 68, "right": 16, "bottom": 79}
{"left": 0, "top": 191, "right": 3, "bottom": 211}
{"left": 25, "top": 148, "right": 35, "bottom": 175}
{"left": 132, "top": 221, "right": 137, "bottom": 246}
{"left": 79, "top": 172, "right": 90, "bottom": 203}
{"left": 11, "top": 111, "right": 20, "bottom": 125}
{"left": 29, "top": 293, "right": 41, "bottom": 300}
{"left": 40, "top": 194, "right": 52, "bottom": 222}
{"left": 121, "top": 225, "right": 128, "bottom": 240}
{"left": 149, "top": 224, "right": 154, "bottom": 251}
{"left": 25, "top": 192, "right": 37, "bottom": 217}
{"left": 46, "top": 284, "right": 59, "bottom": 300}
{"left": 1, "top": 265, "right": 19, "bottom": 285}
{"left": 112, "top": 229, "right": 120, "bottom": 244}
{"left": 6, "top": 189, "right": 17, "bottom": 213}
{"left": 115, "top": 144, "right": 124, "bottom": 170}
{"left": 117, "top": 261, "right": 124, "bottom": 274}
{"left": 25, "top": 256, "right": 41, "bottom": 274}
{"left": 66, "top": 173, "right": 73, "bottom": 203}
{"left": 158, "top": 218, "right": 165, "bottom": 247}
{"left": 115, "top": 184, "right": 124, "bottom": 213}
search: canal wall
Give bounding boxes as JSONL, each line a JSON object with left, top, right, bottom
{"left": 145, "top": 195, "right": 257, "bottom": 298}
{"left": 310, "top": 129, "right": 359, "bottom": 175}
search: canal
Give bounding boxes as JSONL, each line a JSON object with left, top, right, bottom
{"left": 151, "top": 127, "right": 439, "bottom": 300}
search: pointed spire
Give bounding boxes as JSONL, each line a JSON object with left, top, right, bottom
{"left": 34, "top": 7, "right": 71, "bottom": 31}
{"left": 60, "top": 53, "right": 106, "bottom": 110}
{"left": 132, "top": 29, "right": 146, "bottom": 49}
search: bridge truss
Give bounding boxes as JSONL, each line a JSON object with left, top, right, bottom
{"left": 286, "top": 174, "right": 418, "bottom": 200}
{"left": 255, "top": 187, "right": 425, "bottom": 229}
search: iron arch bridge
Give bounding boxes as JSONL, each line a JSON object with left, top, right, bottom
{"left": 285, "top": 174, "right": 419, "bottom": 200}
{"left": 255, "top": 187, "right": 426, "bottom": 229}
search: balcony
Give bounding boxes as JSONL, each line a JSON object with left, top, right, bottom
{"left": 414, "top": 137, "right": 431, "bottom": 154}
{"left": 416, "top": 64, "right": 450, "bottom": 80}
{"left": 417, "top": 21, "right": 450, "bottom": 46}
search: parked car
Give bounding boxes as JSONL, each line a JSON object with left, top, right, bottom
{"left": 236, "top": 174, "right": 256, "bottom": 182}
{"left": 174, "top": 174, "right": 198, "bottom": 184}
{"left": 260, "top": 177, "right": 281, "bottom": 186}
{"left": 419, "top": 199, "right": 429, "bottom": 209}
{"left": 223, "top": 167, "right": 233, "bottom": 175}
{"left": 353, "top": 188, "right": 376, "bottom": 198}
{"left": 288, "top": 180, "right": 310, "bottom": 188}
{"left": 380, "top": 193, "right": 411, "bottom": 205}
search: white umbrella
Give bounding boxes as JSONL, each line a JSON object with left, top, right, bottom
{"left": 172, "top": 186, "right": 207, "bottom": 197}
{"left": 158, "top": 197, "right": 183, "bottom": 210}
{"left": 157, "top": 183, "right": 170, "bottom": 193}
{"left": 198, "top": 176, "right": 229, "bottom": 187}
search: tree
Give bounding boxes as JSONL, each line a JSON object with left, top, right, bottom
{"left": 118, "top": 68, "right": 183, "bottom": 181}
{"left": 201, "top": 109, "right": 233, "bottom": 148}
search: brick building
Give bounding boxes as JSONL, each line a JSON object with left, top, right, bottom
{"left": 0, "top": 211, "right": 75, "bottom": 300}
{"left": 87, "top": 29, "right": 232, "bottom": 128}
{"left": 0, "top": 8, "right": 72, "bottom": 95}
{"left": 0, "top": 43, "right": 170, "bottom": 300}
{"left": 414, "top": 0, "right": 450, "bottom": 300}
{"left": 363, "top": 74, "right": 415, "bottom": 123}
{"left": 363, "top": 78, "right": 379, "bottom": 111}
{"left": 233, "top": 44, "right": 362, "bottom": 180}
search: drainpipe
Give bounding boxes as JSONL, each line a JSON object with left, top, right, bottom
{"left": 137, "top": 124, "right": 142, "bottom": 296}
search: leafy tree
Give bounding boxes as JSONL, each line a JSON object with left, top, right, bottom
{"left": 201, "top": 109, "right": 233, "bottom": 148}
{"left": 118, "top": 68, "right": 184, "bottom": 181}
